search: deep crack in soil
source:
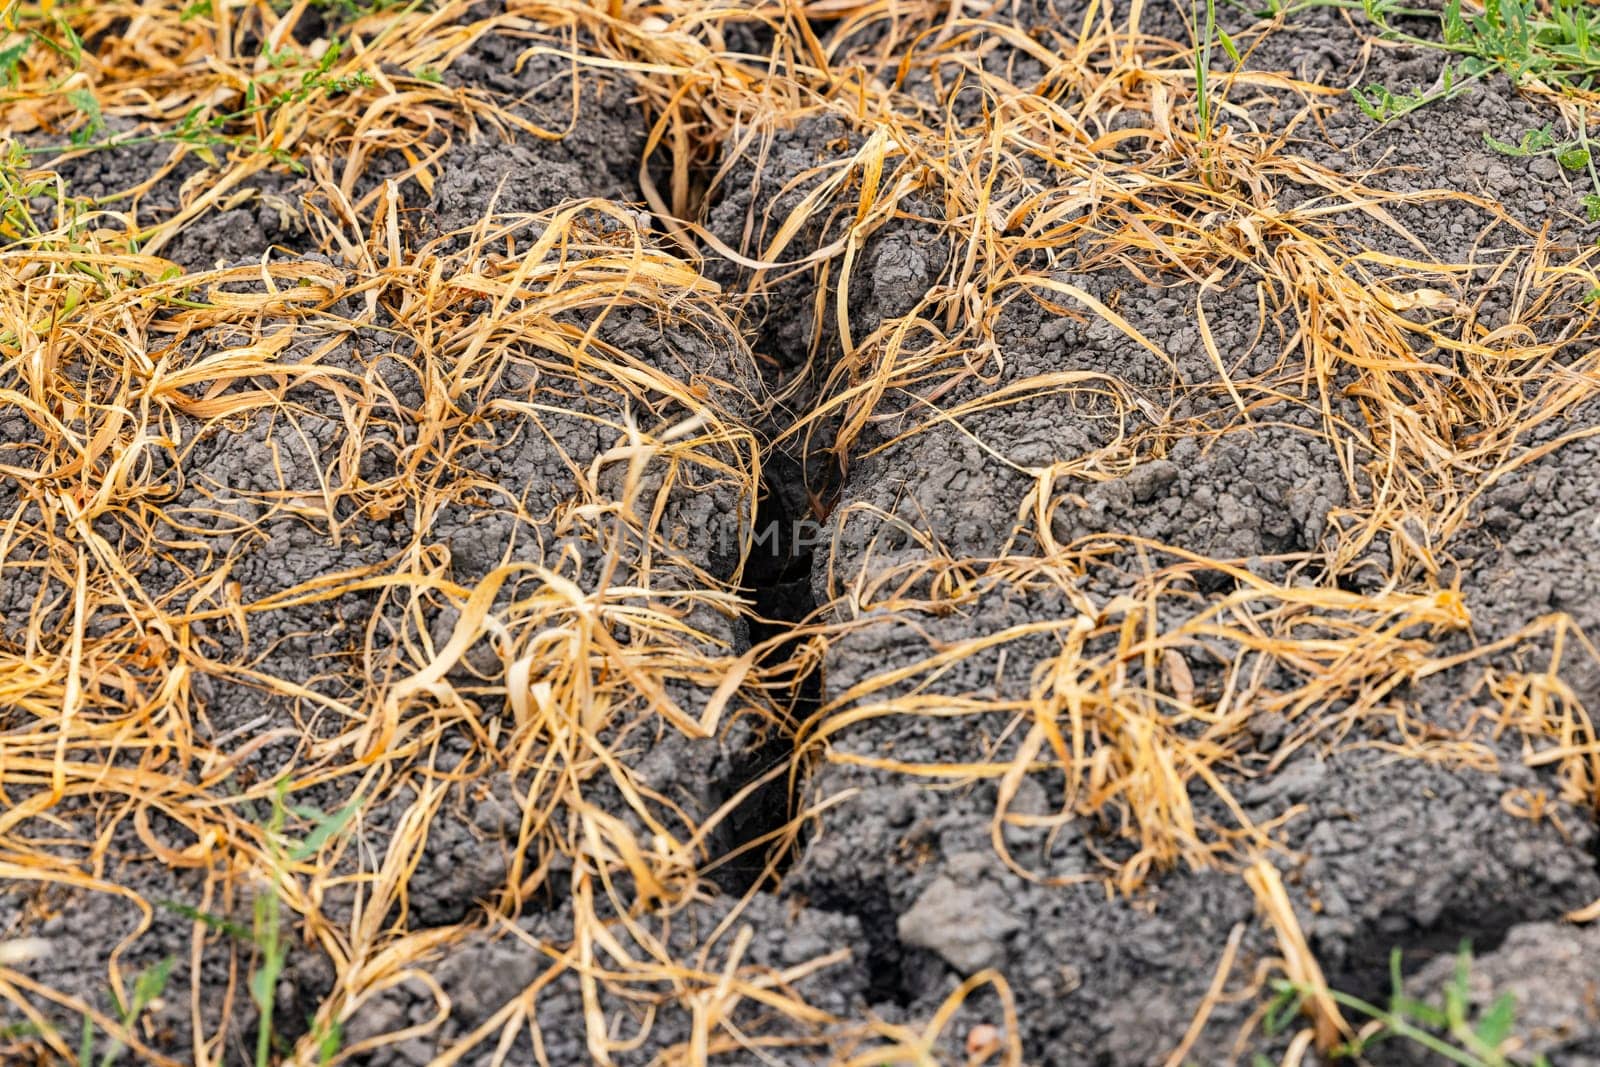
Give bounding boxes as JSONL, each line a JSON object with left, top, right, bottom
{"left": 705, "top": 457, "right": 822, "bottom": 896}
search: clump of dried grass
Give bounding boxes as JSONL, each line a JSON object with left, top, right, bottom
{"left": 0, "top": 138, "right": 816, "bottom": 1067}
{"left": 797, "top": 541, "right": 1496, "bottom": 888}
{"left": 730, "top": 0, "right": 1600, "bottom": 877}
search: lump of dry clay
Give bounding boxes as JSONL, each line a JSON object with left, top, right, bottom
{"left": 896, "top": 852, "right": 1022, "bottom": 974}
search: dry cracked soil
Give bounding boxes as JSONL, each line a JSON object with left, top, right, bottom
{"left": 4, "top": 1, "right": 1600, "bottom": 1065}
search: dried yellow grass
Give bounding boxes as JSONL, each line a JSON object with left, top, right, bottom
{"left": 3, "top": 0, "right": 1600, "bottom": 1063}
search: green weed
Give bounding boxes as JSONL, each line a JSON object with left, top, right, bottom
{"left": 12, "top": 28, "right": 375, "bottom": 169}
{"left": 1191, "top": 0, "right": 1243, "bottom": 185}
{"left": 311, "top": 1019, "right": 343, "bottom": 1066}
{"left": 1271, "top": 0, "right": 1600, "bottom": 123}
{"left": 1265, "top": 942, "right": 1549, "bottom": 1067}
{"left": 0, "top": 1020, "right": 45, "bottom": 1050}
{"left": 254, "top": 781, "right": 361, "bottom": 1066}
{"left": 70, "top": 956, "right": 175, "bottom": 1067}
{"left": 1233, "top": 0, "right": 1433, "bottom": 17}
{"left": 0, "top": 0, "right": 88, "bottom": 84}
{"left": 156, "top": 781, "right": 359, "bottom": 1066}
{"left": 1438, "top": 0, "right": 1600, "bottom": 87}
{"left": 1194, "top": 0, "right": 1240, "bottom": 138}
{"left": 1353, "top": 62, "right": 1477, "bottom": 120}
{"left": 0, "top": 142, "right": 52, "bottom": 240}
{"left": 1484, "top": 113, "right": 1600, "bottom": 221}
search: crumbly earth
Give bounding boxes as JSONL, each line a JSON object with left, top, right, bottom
{"left": 5, "top": 1, "right": 1600, "bottom": 1065}
{"left": 713, "top": 3, "right": 1600, "bottom": 1064}
{"left": 2, "top": 20, "right": 776, "bottom": 1063}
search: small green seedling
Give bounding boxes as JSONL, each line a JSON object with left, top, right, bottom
{"left": 311, "top": 1018, "right": 343, "bottom": 1065}
{"left": 11, "top": 20, "right": 376, "bottom": 170}
{"left": 1189, "top": 0, "right": 1244, "bottom": 188}
{"left": 1194, "top": 0, "right": 1242, "bottom": 139}
{"left": 1265, "top": 942, "right": 1549, "bottom": 1066}
{"left": 1353, "top": 61, "right": 1482, "bottom": 122}
{"left": 153, "top": 781, "right": 358, "bottom": 1067}
{"left": 0, "top": 38, "right": 27, "bottom": 86}
{"left": 1484, "top": 116, "right": 1600, "bottom": 222}
{"left": 78, "top": 956, "right": 175, "bottom": 1067}
{"left": 258, "top": 780, "right": 360, "bottom": 1067}
{"left": 1333, "top": 0, "right": 1600, "bottom": 122}
{"left": 1439, "top": 0, "right": 1600, "bottom": 87}
{"left": 1485, "top": 123, "right": 1588, "bottom": 166}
